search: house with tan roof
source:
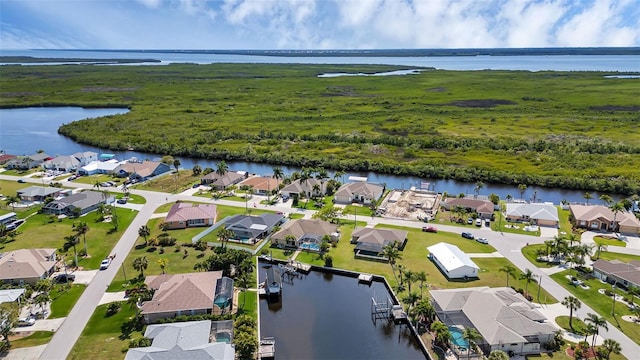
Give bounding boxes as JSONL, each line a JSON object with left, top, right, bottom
{"left": 0, "top": 249, "right": 57, "bottom": 285}
{"left": 201, "top": 171, "right": 245, "bottom": 190}
{"left": 592, "top": 259, "right": 640, "bottom": 290}
{"left": 141, "top": 271, "right": 225, "bottom": 324}
{"left": 351, "top": 227, "right": 407, "bottom": 261}
{"left": 271, "top": 219, "right": 338, "bottom": 249}
{"left": 164, "top": 202, "right": 217, "bottom": 230}
{"left": 442, "top": 197, "right": 495, "bottom": 219}
{"left": 114, "top": 161, "right": 171, "bottom": 182}
{"left": 431, "top": 287, "right": 556, "bottom": 356}
{"left": 280, "top": 178, "right": 326, "bottom": 199}
{"left": 238, "top": 176, "right": 282, "bottom": 195}
{"left": 334, "top": 182, "right": 385, "bottom": 205}
{"left": 125, "top": 320, "right": 235, "bottom": 360}
{"left": 505, "top": 203, "right": 559, "bottom": 227}
{"left": 17, "top": 186, "right": 63, "bottom": 203}
{"left": 569, "top": 204, "right": 640, "bottom": 235}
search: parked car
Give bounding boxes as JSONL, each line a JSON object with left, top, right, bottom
{"left": 192, "top": 183, "right": 200, "bottom": 188}
{"left": 17, "top": 179, "right": 26, "bottom": 183}
{"left": 485, "top": 219, "right": 491, "bottom": 227}
{"left": 100, "top": 258, "right": 112, "bottom": 270}
{"left": 54, "top": 273, "right": 76, "bottom": 283}
{"left": 117, "top": 197, "right": 128, "bottom": 204}
{"left": 466, "top": 218, "right": 473, "bottom": 225}
{"left": 461, "top": 232, "right": 474, "bottom": 240}
{"left": 422, "top": 226, "right": 438, "bottom": 233}
{"left": 475, "top": 218, "right": 482, "bottom": 227}
{"left": 476, "top": 237, "right": 489, "bottom": 244}
{"left": 17, "top": 317, "right": 35, "bottom": 327}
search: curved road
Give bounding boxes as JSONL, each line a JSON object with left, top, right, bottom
{"left": 1, "top": 174, "right": 637, "bottom": 359}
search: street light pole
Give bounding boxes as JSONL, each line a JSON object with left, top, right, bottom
{"left": 612, "top": 283, "right": 616, "bottom": 316}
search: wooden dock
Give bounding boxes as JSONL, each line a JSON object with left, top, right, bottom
{"left": 358, "top": 273, "right": 373, "bottom": 284}
{"left": 259, "top": 337, "right": 276, "bottom": 359}
{"left": 288, "top": 260, "right": 311, "bottom": 273}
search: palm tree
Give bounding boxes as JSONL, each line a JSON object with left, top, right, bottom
{"left": 543, "top": 239, "right": 555, "bottom": 257}
{"left": 73, "top": 221, "right": 90, "bottom": 257}
{"left": 609, "top": 202, "right": 625, "bottom": 232}
{"left": 601, "top": 338, "right": 622, "bottom": 360}
{"left": 172, "top": 158, "right": 181, "bottom": 174}
{"left": 562, "top": 296, "right": 581, "bottom": 330}
{"left": 415, "top": 271, "right": 427, "bottom": 298}
{"left": 403, "top": 270, "right": 415, "bottom": 293}
{"left": 430, "top": 321, "right": 451, "bottom": 348}
{"left": 599, "top": 194, "right": 613, "bottom": 205}
{"left": 218, "top": 228, "right": 235, "bottom": 251}
{"left": 236, "top": 272, "right": 251, "bottom": 309}
{"left": 34, "top": 292, "right": 51, "bottom": 313}
{"left": 312, "top": 183, "right": 321, "bottom": 199}
{"left": 499, "top": 265, "right": 517, "bottom": 287}
{"left": 519, "top": 268, "right": 538, "bottom": 298}
{"left": 64, "top": 234, "right": 79, "bottom": 268}
{"left": 584, "top": 313, "right": 608, "bottom": 349}
{"left": 518, "top": 184, "right": 527, "bottom": 200}
{"left": 133, "top": 256, "right": 149, "bottom": 277}
{"left": 157, "top": 258, "right": 169, "bottom": 274}
{"left": 583, "top": 192, "right": 593, "bottom": 205}
{"left": 488, "top": 350, "right": 509, "bottom": 360}
{"left": 595, "top": 243, "right": 607, "bottom": 259}
{"left": 627, "top": 287, "right": 640, "bottom": 308}
{"left": 565, "top": 232, "right": 580, "bottom": 248}
{"left": 138, "top": 225, "right": 151, "bottom": 246}
{"left": 192, "top": 164, "right": 202, "bottom": 176}
{"left": 462, "top": 327, "right": 482, "bottom": 360}
{"left": 474, "top": 181, "right": 484, "bottom": 196}
{"left": 382, "top": 243, "right": 402, "bottom": 282}
{"left": 299, "top": 167, "right": 313, "bottom": 206}
{"left": 505, "top": 194, "right": 513, "bottom": 202}
{"left": 216, "top": 161, "right": 229, "bottom": 177}
{"left": 272, "top": 167, "right": 284, "bottom": 182}
{"left": 4, "top": 195, "right": 20, "bottom": 211}
{"left": 334, "top": 170, "right": 345, "bottom": 184}
{"left": 402, "top": 292, "right": 420, "bottom": 310}
{"left": 412, "top": 299, "right": 435, "bottom": 325}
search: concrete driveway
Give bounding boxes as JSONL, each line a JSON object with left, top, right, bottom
{"left": 51, "top": 270, "right": 97, "bottom": 285}
{"left": 539, "top": 226, "right": 558, "bottom": 238}
{"left": 12, "top": 318, "right": 66, "bottom": 333}
{"left": 2, "top": 344, "right": 47, "bottom": 360}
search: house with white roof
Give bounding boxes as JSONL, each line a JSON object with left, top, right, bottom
{"left": 72, "top": 151, "right": 98, "bottom": 166}
{"left": 427, "top": 242, "right": 479, "bottom": 279}
{"left": 334, "top": 182, "right": 385, "bottom": 205}
{"left": 431, "top": 287, "right": 556, "bottom": 356}
{"left": 78, "top": 159, "right": 123, "bottom": 176}
{"left": 505, "top": 203, "right": 559, "bottom": 227}
{"left": 41, "top": 155, "right": 81, "bottom": 172}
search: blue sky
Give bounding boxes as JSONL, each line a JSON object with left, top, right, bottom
{"left": 1, "top": 0, "right": 639, "bottom": 49}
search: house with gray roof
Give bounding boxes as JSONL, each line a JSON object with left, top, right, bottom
{"left": 431, "top": 287, "right": 556, "bottom": 356}
{"left": 42, "top": 155, "right": 81, "bottom": 172}
{"left": 201, "top": 171, "right": 245, "bottom": 190}
{"left": 351, "top": 227, "right": 407, "bottom": 261}
{"left": 271, "top": 219, "right": 338, "bottom": 249}
{"left": 334, "top": 182, "right": 385, "bottom": 205}
{"left": 5, "top": 153, "right": 51, "bottom": 170}
{"left": 223, "top": 213, "right": 285, "bottom": 242}
{"left": 592, "top": 259, "right": 640, "bottom": 290}
{"left": 42, "top": 190, "right": 114, "bottom": 216}
{"left": 0, "top": 249, "right": 56, "bottom": 285}
{"left": 427, "top": 242, "right": 479, "bottom": 279}
{"left": 114, "top": 161, "right": 171, "bottom": 182}
{"left": 125, "top": 320, "right": 234, "bottom": 360}
{"left": 505, "top": 203, "right": 559, "bottom": 227}
{"left": 72, "top": 151, "right": 98, "bottom": 166}
{"left": 164, "top": 202, "right": 217, "bottom": 230}
{"left": 17, "top": 186, "right": 63, "bottom": 202}
{"left": 0, "top": 288, "right": 26, "bottom": 305}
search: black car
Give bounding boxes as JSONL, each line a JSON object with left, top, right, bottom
{"left": 54, "top": 273, "right": 76, "bottom": 283}
{"left": 461, "top": 232, "right": 474, "bottom": 240}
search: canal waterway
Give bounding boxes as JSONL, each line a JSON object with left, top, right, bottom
{"left": 257, "top": 261, "right": 425, "bottom": 359}
{"left": 0, "top": 107, "right": 617, "bottom": 204}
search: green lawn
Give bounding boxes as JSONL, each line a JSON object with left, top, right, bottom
{"left": 116, "top": 193, "right": 146, "bottom": 205}
{"left": 50, "top": 284, "right": 87, "bottom": 318}
{"left": 491, "top": 211, "right": 540, "bottom": 236}
{"left": 555, "top": 315, "right": 588, "bottom": 335}
{"left": 288, "top": 213, "right": 305, "bottom": 220}
{"left": 593, "top": 236, "right": 626, "bottom": 247}
{"left": 295, "top": 250, "right": 325, "bottom": 266}
{"left": 1, "top": 208, "right": 137, "bottom": 270}
{"left": 596, "top": 251, "right": 640, "bottom": 263}
{"left": 342, "top": 204, "right": 374, "bottom": 217}
{"left": 73, "top": 174, "right": 124, "bottom": 186}
{"left": 557, "top": 208, "right": 576, "bottom": 236}
{"left": 522, "top": 244, "right": 558, "bottom": 268}
{"left": 69, "top": 302, "right": 143, "bottom": 360}
{"left": 133, "top": 170, "right": 200, "bottom": 193}
{"left": 550, "top": 269, "right": 640, "bottom": 345}
{"left": 236, "top": 290, "right": 258, "bottom": 319}
{"left": 9, "top": 331, "right": 54, "bottom": 349}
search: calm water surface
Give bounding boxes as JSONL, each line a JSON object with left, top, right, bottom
{"left": 258, "top": 262, "right": 425, "bottom": 359}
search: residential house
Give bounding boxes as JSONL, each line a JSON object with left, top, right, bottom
{"left": 6, "top": 152, "right": 51, "bottom": 170}
{"left": 17, "top": 186, "right": 63, "bottom": 202}
{"left": 570, "top": 205, "right": 640, "bottom": 235}
{"left": 41, "top": 155, "right": 81, "bottom": 172}
{"left": 222, "top": 213, "right": 285, "bottom": 242}
{"left": 280, "top": 178, "right": 326, "bottom": 199}
{"left": 141, "top": 271, "right": 224, "bottom": 324}
{"left": 505, "top": 203, "right": 559, "bottom": 227}
{"left": 351, "top": 227, "right": 407, "bottom": 261}
{"left": 0, "top": 249, "right": 57, "bottom": 285}
{"left": 431, "top": 287, "right": 556, "bottom": 356}
{"left": 442, "top": 198, "right": 495, "bottom": 219}
{"left": 592, "top": 259, "right": 640, "bottom": 290}
{"left": 125, "top": 320, "right": 235, "bottom": 360}
{"left": 0, "top": 289, "right": 26, "bottom": 305}
{"left": 334, "top": 182, "right": 385, "bottom": 205}
{"left": 164, "top": 202, "right": 217, "bottom": 230}
{"left": 114, "top": 161, "right": 171, "bottom": 182}
{"left": 0, "top": 154, "right": 17, "bottom": 165}
{"left": 72, "top": 151, "right": 99, "bottom": 166}
{"left": 238, "top": 176, "right": 282, "bottom": 195}
{"left": 271, "top": 219, "right": 339, "bottom": 248}
{"left": 0, "top": 212, "right": 17, "bottom": 226}
{"left": 78, "top": 159, "right": 123, "bottom": 176}
{"left": 42, "top": 190, "right": 114, "bottom": 216}
{"left": 427, "top": 242, "right": 479, "bottom": 279}
{"left": 200, "top": 171, "right": 245, "bottom": 190}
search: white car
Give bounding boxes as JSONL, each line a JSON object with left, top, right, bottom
{"left": 100, "top": 258, "right": 112, "bottom": 270}
{"left": 17, "top": 317, "right": 36, "bottom": 327}
{"left": 476, "top": 237, "right": 489, "bottom": 244}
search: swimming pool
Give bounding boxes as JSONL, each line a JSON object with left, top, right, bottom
{"left": 300, "top": 243, "right": 320, "bottom": 251}
{"left": 448, "top": 326, "right": 469, "bottom": 349}
{"left": 215, "top": 332, "right": 232, "bottom": 343}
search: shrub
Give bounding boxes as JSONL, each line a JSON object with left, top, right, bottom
{"left": 324, "top": 255, "right": 333, "bottom": 267}
{"left": 604, "top": 289, "right": 614, "bottom": 296}
{"left": 128, "top": 337, "right": 152, "bottom": 348}
{"left": 106, "top": 302, "right": 121, "bottom": 317}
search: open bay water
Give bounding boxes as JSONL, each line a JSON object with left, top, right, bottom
{"left": 257, "top": 261, "right": 425, "bottom": 359}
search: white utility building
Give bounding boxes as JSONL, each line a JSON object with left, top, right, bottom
{"left": 427, "top": 242, "right": 479, "bottom": 279}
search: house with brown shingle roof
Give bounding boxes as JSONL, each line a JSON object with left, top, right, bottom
{"left": 569, "top": 204, "right": 640, "bottom": 235}
{"left": 592, "top": 259, "right": 640, "bottom": 290}
{"left": 443, "top": 197, "right": 495, "bottom": 219}
{"left": 270, "top": 219, "right": 338, "bottom": 248}
{"left": 114, "top": 161, "right": 171, "bottom": 181}
{"left": 238, "top": 176, "right": 282, "bottom": 195}
{"left": 201, "top": 171, "right": 246, "bottom": 190}
{"left": 351, "top": 227, "right": 407, "bottom": 261}
{"left": 0, "top": 249, "right": 57, "bottom": 285}
{"left": 141, "top": 271, "right": 224, "bottom": 324}
{"left": 164, "top": 202, "right": 217, "bottom": 230}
